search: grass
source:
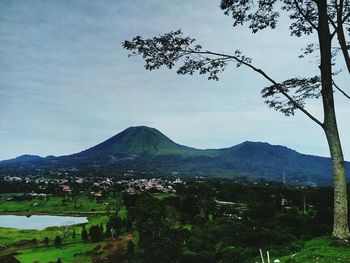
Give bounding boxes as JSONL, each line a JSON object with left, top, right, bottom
{"left": 279, "top": 237, "right": 350, "bottom": 263}
{"left": 16, "top": 241, "right": 100, "bottom": 263}
{"left": 152, "top": 193, "right": 175, "bottom": 200}
{"left": 0, "top": 227, "right": 60, "bottom": 246}
{"left": 0, "top": 194, "right": 123, "bottom": 215}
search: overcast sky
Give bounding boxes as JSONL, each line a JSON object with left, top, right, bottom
{"left": 1, "top": 0, "right": 349, "bottom": 161}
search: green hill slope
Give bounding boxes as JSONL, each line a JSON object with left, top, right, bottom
{"left": 77, "top": 126, "right": 210, "bottom": 156}
{"left": 279, "top": 237, "right": 350, "bottom": 262}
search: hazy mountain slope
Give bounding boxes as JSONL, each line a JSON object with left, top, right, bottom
{"left": 0, "top": 154, "right": 44, "bottom": 164}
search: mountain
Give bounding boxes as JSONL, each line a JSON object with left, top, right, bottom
{"left": 1, "top": 154, "right": 44, "bottom": 164}
{"left": 1, "top": 126, "right": 349, "bottom": 185}
{"left": 210, "top": 141, "right": 337, "bottom": 183}
{"left": 75, "top": 126, "right": 205, "bottom": 157}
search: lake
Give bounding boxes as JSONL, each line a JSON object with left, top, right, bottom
{"left": 0, "top": 215, "right": 88, "bottom": 230}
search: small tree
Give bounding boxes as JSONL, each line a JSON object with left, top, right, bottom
{"left": 82, "top": 225, "right": 88, "bottom": 242}
{"left": 89, "top": 225, "right": 102, "bottom": 242}
{"left": 106, "top": 203, "right": 111, "bottom": 216}
{"left": 124, "top": 218, "right": 133, "bottom": 231}
{"left": 54, "top": 236, "right": 62, "bottom": 248}
{"left": 108, "top": 214, "right": 122, "bottom": 237}
{"left": 99, "top": 223, "right": 104, "bottom": 235}
{"left": 105, "top": 223, "right": 112, "bottom": 238}
{"left": 43, "top": 236, "right": 49, "bottom": 246}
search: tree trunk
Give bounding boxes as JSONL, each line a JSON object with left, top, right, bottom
{"left": 324, "top": 123, "right": 350, "bottom": 239}
{"left": 317, "top": 0, "right": 350, "bottom": 239}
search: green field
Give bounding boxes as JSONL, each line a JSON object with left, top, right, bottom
{"left": 279, "top": 237, "right": 350, "bottom": 263}
{"left": 0, "top": 194, "right": 123, "bottom": 215}
{"left": 16, "top": 241, "right": 100, "bottom": 263}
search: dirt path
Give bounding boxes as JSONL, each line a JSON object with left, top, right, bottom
{"left": 92, "top": 234, "right": 133, "bottom": 263}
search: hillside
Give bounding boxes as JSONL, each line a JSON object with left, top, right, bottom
{"left": 75, "top": 126, "right": 206, "bottom": 157}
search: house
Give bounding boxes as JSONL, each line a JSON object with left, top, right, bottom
{"left": 60, "top": 184, "right": 71, "bottom": 192}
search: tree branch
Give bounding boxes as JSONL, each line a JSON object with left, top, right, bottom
{"left": 189, "top": 49, "right": 323, "bottom": 127}
{"left": 293, "top": 0, "right": 318, "bottom": 31}
{"left": 329, "top": 0, "right": 350, "bottom": 72}
{"left": 341, "top": 11, "right": 350, "bottom": 24}
{"left": 333, "top": 80, "right": 350, "bottom": 99}
{"left": 337, "top": 11, "right": 350, "bottom": 74}
{"left": 329, "top": 15, "right": 338, "bottom": 39}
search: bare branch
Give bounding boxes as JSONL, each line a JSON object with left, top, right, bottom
{"left": 341, "top": 11, "right": 350, "bottom": 24}
{"left": 123, "top": 31, "right": 323, "bottom": 127}
{"left": 334, "top": 1, "right": 350, "bottom": 74}
{"left": 329, "top": 15, "right": 338, "bottom": 38}
{"left": 333, "top": 80, "right": 350, "bottom": 99}
{"left": 188, "top": 50, "right": 323, "bottom": 127}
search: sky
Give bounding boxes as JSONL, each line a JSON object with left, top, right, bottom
{"left": 1, "top": 0, "right": 349, "bottom": 161}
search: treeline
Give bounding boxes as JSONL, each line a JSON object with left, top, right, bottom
{"left": 48, "top": 215, "right": 132, "bottom": 246}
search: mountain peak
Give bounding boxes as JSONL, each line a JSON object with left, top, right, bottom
{"left": 78, "top": 126, "right": 199, "bottom": 156}
{"left": 233, "top": 140, "right": 298, "bottom": 157}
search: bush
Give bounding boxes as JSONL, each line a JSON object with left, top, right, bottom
{"left": 89, "top": 225, "right": 102, "bottom": 242}
{"left": 54, "top": 236, "right": 62, "bottom": 248}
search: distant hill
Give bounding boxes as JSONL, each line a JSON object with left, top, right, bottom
{"left": 1, "top": 126, "right": 349, "bottom": 185}
{"left": 1, "top": 154, "right": 43, "bottom": 164}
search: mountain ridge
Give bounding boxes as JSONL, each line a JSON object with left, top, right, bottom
{"left": 0, "top": 127, "right": 325, "bottom": 161}
{"left": 1, "top": 126, "right": 348, "bottom": 185}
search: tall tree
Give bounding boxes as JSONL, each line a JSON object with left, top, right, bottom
{"left": 123, "top": 0, "right": 350, "bottom": 239}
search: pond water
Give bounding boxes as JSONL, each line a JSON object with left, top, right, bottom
{"left": 0, "top": 215, "right": 88, "bottom": 230}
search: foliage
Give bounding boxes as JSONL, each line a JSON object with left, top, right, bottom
{"left": 122, "top": 180, "right": 350, "bottom": 262}
{"left": 89, "top": 225, "right": 103, "bottom": 242}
